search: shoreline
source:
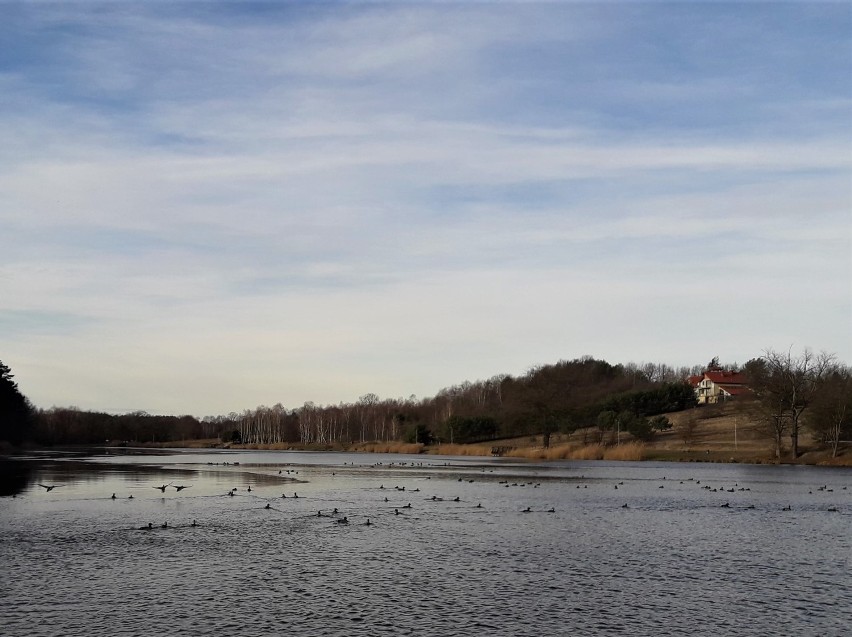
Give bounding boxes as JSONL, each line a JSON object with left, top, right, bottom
{"left": 8, "top": 438, "right": 848, "bottom": 467}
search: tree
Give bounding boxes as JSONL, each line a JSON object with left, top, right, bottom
{"left": 649, "top": 415, "right": 672, "bottom": 432}
{"left": 678, "top": 411, "right": 701, "bottom": 449}
{"left": 746, "top": 350, "right": 836, "bottom": 459}
{"left": 407, "top": 423, "right": 433, "bottom": 445}
{"left": 809, "top": 367, "right": 852, "bottom": 458}
{"left": 0, "top": 361, "right": 35, "bottom": 446}
{"left": 758, "top": 348, "right": 834, "bottom": 459}
{"left": 442, "top": 416, "right": 498, "bottom": 444}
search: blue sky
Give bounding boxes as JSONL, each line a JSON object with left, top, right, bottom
{"left": 1, "top": 2, "right": 850, "bottom": 416}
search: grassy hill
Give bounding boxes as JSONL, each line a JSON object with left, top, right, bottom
{"left": 413, "top": 401, "right": 851, "bottom": 466}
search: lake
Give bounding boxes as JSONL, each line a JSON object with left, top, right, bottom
{"left": 1, "top": 449, "right": 850, "bottom": 636}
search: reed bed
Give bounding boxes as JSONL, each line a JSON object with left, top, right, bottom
{"left": 351, "top": 442, "right": 425, "bottom": 454}
{"left": 602, "top": 442, "right": 646, "bottom": 461}
{"left": 430, "top": 444, "right": 493, "bottom": 456}
{"left": 502, "top": 442, "right": 646, "bottom": 461}
{"left": 504, "top": 444, "right": 572, "bottom": 460}
{"left": 567, "top": 444, "right": 606, "bottom": 460}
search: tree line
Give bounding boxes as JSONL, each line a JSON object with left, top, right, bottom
{"left": 1, "top": 351, "right": 850, "bottom": 456}
{"left": 1, "top": 356, "right": 698, "bottom": 447}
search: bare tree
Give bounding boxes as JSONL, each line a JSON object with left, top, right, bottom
{"left": 810, "top": 367, "right": 852, "bottom": 458}
{"left": 677, "top": 410, "right": 702, "bottom": 449}
{"left": 758, "top": 348, "right": 835, "bottom": 459}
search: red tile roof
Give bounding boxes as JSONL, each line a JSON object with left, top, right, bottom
{"left": 717, "top": 384, "right": 752, "bottom": 396}
{"left": 704, "top": 370, "right": 749, "bottom": 385}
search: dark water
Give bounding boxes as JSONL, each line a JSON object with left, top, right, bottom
{"left": 1, "top": 450, "right": 850, "bottom": 636}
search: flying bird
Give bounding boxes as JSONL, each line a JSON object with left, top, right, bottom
{"left": 37, "top": 484, "right": 60, "bottom": 491}
{"left": 173, "top": 485, "right": 192, "bottom": 492}
{"left": 153, "top": 483, "right": 172, "bottom": 493}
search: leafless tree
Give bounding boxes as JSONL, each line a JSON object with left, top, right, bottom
{"left": 757, "top": 348, "right": 835, "bottom": 459}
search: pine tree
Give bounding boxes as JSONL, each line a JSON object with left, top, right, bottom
{"left": 0, "top": 361, "right": 34, "bottom": 446}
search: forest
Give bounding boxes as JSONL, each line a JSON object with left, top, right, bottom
{"left": 2, "top": 352, "right": 850, "bottom": 459}
{"left": 5, "top": 356, "right": 696, "bottom": 447}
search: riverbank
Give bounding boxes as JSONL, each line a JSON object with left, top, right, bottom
{"left": 19, "top": 404, "right": 848, "bottom": 467}
{"left": 120, "top": 433, "right": 851, "bottom": 467}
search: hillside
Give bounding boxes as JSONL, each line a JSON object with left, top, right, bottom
{"left": 426, "top": 401, "right": 851, "bottom": 466}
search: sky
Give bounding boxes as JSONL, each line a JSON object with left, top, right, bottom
{"left": 1, "top": 2, "right": 850, "bottom": 417}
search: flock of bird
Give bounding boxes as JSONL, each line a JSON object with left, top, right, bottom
{"left": 31, "top": 470, "right": 846, "bottom": 532}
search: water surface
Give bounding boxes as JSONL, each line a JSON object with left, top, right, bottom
{"left": 1, "top": 450, "right": 850, "bottom": 636}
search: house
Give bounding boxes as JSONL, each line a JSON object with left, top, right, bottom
{"left": 688, "top": 368, "right": 751, "bottom": 404}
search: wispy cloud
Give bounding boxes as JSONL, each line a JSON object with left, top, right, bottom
{"left": 2, "top": 2, "right": 849, "bottom": 414}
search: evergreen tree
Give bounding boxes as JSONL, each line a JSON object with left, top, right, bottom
{"left": 0, "top": 360, "right": 34, "bottom": 446}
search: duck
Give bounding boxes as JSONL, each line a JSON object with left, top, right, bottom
{"left": 153, "top": 484, "right": 171, "bottom": 493}
{"left": 522, "top": 507, "right": 531, "bottom": 513}
{"left": 111, "top": 493, "right": 116, "bottom": 500}
{"left": 337, "top": 517, "right": 349, "bottom": 524}
{"left": 174, "top": 485, "right": 191, "bottom": 492}
{"left": 160, "top": 521, "right": 168, "bottom": 528}
{"left": 38, "top": 484, "right": 59, "bottom": 492}
{"left": 191, "top": 520, "right": 198, "bottom": 527}
{"left": 365, "top": 519, "right": 372, "bottom": 526}
{"left": 138, "top": 522, "right": 153, "bottom": 530}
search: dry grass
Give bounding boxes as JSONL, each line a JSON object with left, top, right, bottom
{"left": 602, "top": 442, "right": 646, "bottom": 461}
{"left": 493, "top": 440, "right": 646, "bottom": 461}
{"left": 430, "top": 444, "right": 493, "bottom": 456}
{"left": 504, "top": 446, "right": 548, "bottom": 459}
{"left": 568, "top": 444, "right": 606, "bottom": 460}
{"left": 351, "top": 442, "right": 425, "bottom": 454}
